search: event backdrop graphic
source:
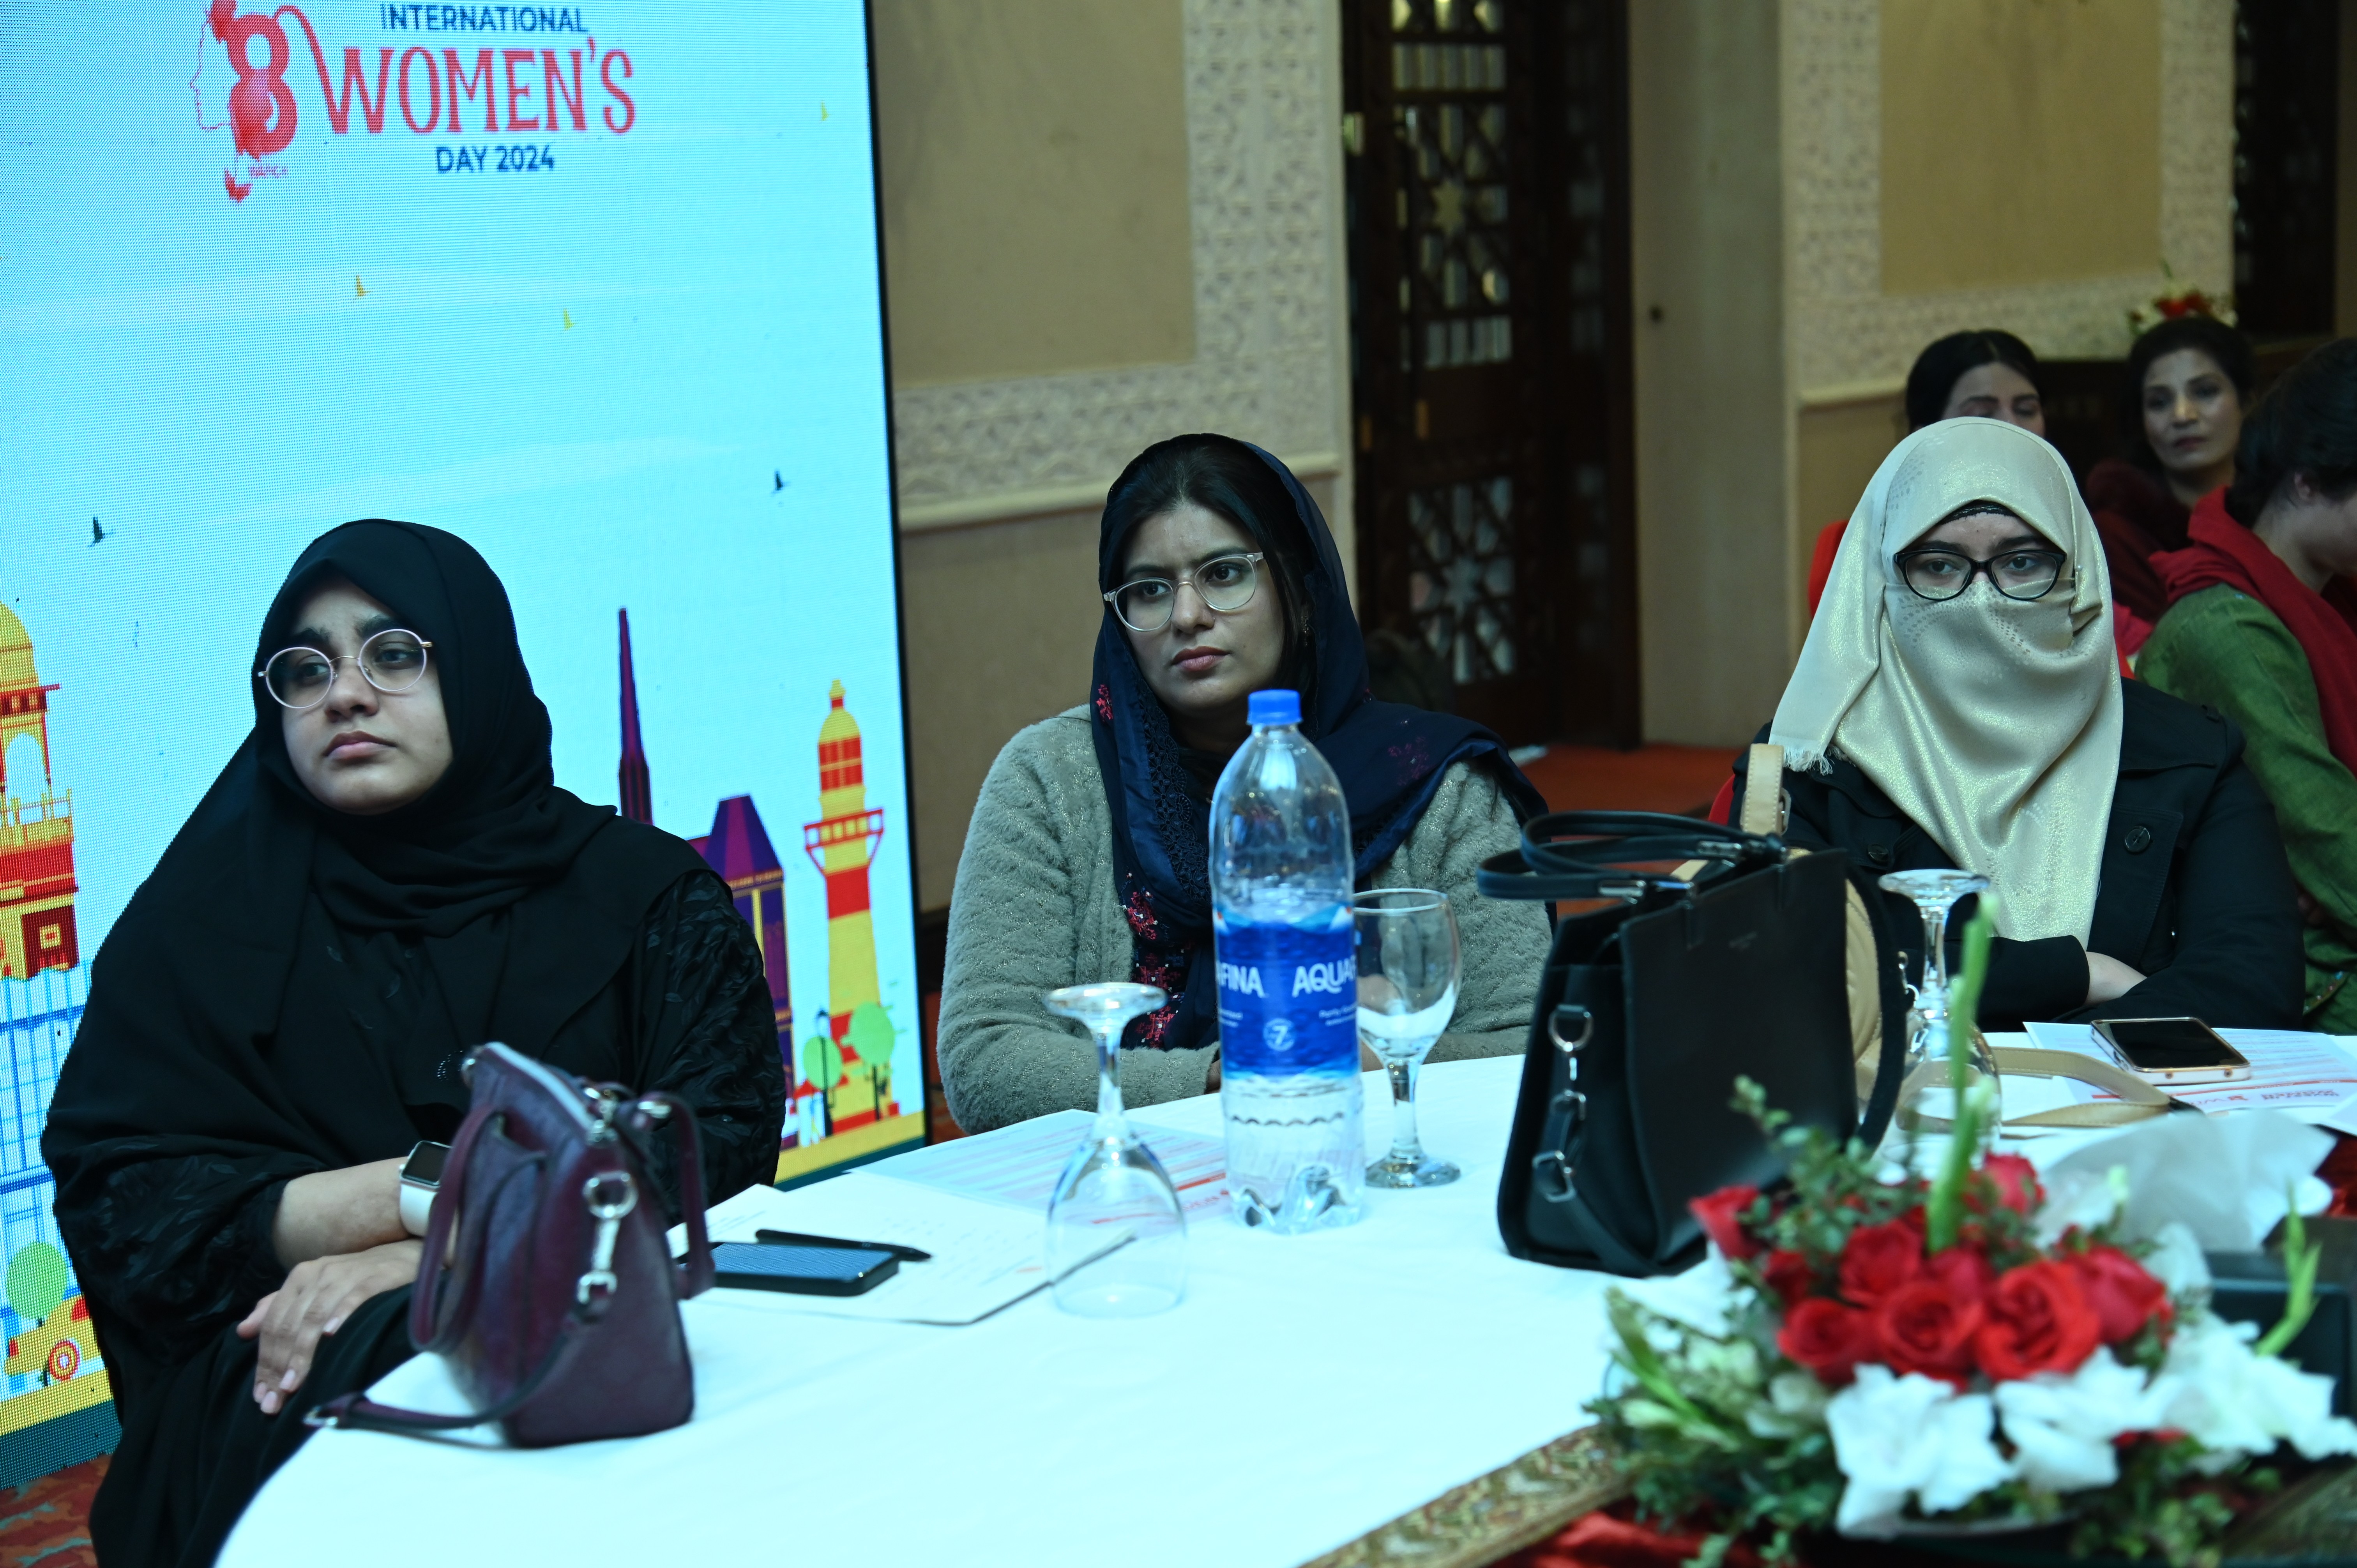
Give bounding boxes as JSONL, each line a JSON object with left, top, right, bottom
{"left": 0, "top": 0, "right": 917, "bottom": 1473}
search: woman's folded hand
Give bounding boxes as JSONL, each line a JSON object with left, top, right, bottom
{"left": 238, "top": 1238, "right": 423, "bottom": 1416}
{"left": 2085, "top": 950, "right": 2149, "bottom": 1006}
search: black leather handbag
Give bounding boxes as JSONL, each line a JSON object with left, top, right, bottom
{"left": 1478, "top": 806, "right": 1909, "bottom": 1277}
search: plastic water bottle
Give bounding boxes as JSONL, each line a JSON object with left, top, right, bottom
{"left": 1211, "top": 688, "right": 1365, "bottom": 1232}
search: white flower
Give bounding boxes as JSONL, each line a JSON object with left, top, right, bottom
{"left": 1995, "top": 1349, "right": 2171, "bottom": 1493}
{"left": 1617, "top": 1251, "right": 1735, "bottom": 1338}
{"left": 1826, "top": 1366, "right": 2013, "bottom": 1536}
{"left": 2032, "top": 1165, "right": 2128, "bottom": 1247}
{"left": 1691, "top": 1334, "right": 1764, "bottom": 1390}
{"left": 2156, "top": 1313, "right": 2357, "bottom": 1463}
{"left": 2141, "top": 1222, "right": 2213, "bottom": 1301}
{"left": 1747, "top": 1369, "right": 1830, "bottom": 1439}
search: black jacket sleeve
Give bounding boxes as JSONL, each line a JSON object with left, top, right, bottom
{"left": 619, "top": 873, "right": 789, "bottom": 1218}
{"left": 2062, "top": 752, "right": 2304, "bottom": 1029}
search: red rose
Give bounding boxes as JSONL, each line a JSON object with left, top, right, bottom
{"left": 1976, "top": 1260, "right": 2103, "bottom": 1381}
{"left": 1690, "top": 1185, "right": 1762, "bottom": 1261}
{"left": 1925, "top": 1245, "right": 1996, "bottom": 1310}
{"left": 1874, "top": 1276, "right": 1984, "bottom": 1381}
{"left": 1778, "top": 1296, "right": 1877, "bottom": 1386}
{"left": 1838, "top": 1220, "right": 1923, "bottom": 1308}
{"left": 2070, "top": 1245, "right": 2171, "bottom": 1344}
{"left": 1760, "top": 1248, "right": 1814, "bottom": 1306}
{"left": 1980, "top": 1154, "right": 2042, "bottom": 1214}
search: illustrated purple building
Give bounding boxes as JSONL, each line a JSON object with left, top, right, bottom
{"left": 617, "top": 609, "right": 653, "bottom": 826}
{"left": 693, "top": 797, "right": 796, "bottom": 1146}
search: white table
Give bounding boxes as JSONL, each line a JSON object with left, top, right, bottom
{"left": 222, "top": 1056, "right": 1624, "bottom": 1568}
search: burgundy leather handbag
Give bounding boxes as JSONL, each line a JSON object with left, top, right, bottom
{"left": 307, "top": 1041, "right": 717, "bottom": 1446}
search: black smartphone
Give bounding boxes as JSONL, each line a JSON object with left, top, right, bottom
{"left": 710, "top": 1242, "right": 899, "bottom": 1297}
{"left": 2092, "top": 1017, "right": 2252, "bottom": 1084}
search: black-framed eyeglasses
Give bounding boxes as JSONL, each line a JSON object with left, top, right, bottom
{"left": 1892, "top": 546, "right": 2069, "bottom": 603}
{"left": 1103, "top": 552, "right": 1265, "bottom": 634}
{"left": 257, "top": 628, "right": 435, "bottom": 710}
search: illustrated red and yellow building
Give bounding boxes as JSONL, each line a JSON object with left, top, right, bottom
{"left": 778, "top": 682, "right": 919, "bottom": 1180}
{"left": 0, "top": 606, "right": 75, "bottom": 979}
{"left": 807, "top": 682, "right": 883, "bottom": 1047}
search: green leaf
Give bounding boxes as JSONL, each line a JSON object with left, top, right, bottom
{"left": 1925, "top": 902, "right": 1997, "bottom": 1252}
{"left": 3, "top": 1243, "right": 65, "bottom": 1325}
{"left": 2258, "top": 1187, "right": 2321, "bottom": 1358}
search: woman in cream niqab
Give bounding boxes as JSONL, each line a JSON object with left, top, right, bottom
{"left": 1771, "top": 417, "right": 2123, "bottom": 944}
{"left": 1751, "top": 413, "right": 2302, "bottom": 1029}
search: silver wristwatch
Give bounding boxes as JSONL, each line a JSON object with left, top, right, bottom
{"left": 398, "top": 1140, "right": 451, "bottom": 1237}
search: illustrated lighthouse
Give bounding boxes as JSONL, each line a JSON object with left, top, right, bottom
{"left": 803, "top": 682, "right": 894, "bottom": 1125}
{"left": 0, "top": 606, "right": 75, "bottom": 979}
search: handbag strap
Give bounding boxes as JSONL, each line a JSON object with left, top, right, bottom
{"left": 1477, "top": 811, "right": 1784, "bottom": 904}
{"left": 307, "top": 1308, "right": 586, "bottom": 1435}
{"left": 633, "top": 1091, "right": 715, "bottom": 1299}
{"left": 1738, "top": 744, "right": 1786, "bottom": 837}
{"left": 407, "top": 1090, "right": 501, "bottom": 1353}
{"left": 1897, "top": 1046, "right": 2177, "bottom": 1132}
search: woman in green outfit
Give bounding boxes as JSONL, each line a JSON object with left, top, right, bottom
{"left": 2142, "top": 339, "right": 2357, "bottom": 1030}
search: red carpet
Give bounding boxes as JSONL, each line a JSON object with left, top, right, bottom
{"left": 0, "top": 1454, "right": 102, "bottom": 1568}
{"left": 1517, "top": 742, "right": 1737, "bottom": 818}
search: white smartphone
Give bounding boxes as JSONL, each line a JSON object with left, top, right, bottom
{"left": 2092, "top": 1017, "right": 2253, "bottom": 1086}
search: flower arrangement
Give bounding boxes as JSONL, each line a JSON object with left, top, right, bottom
{"left": 1591, "top": 909, "right": 2357, "bottom": 1565}
{"left": 2127, "top": 261, "right": 2234, "bottom": 337}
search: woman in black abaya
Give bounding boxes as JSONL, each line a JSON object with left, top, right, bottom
{"left": 44, "top": 521, "right": 786, "bottom": 1567}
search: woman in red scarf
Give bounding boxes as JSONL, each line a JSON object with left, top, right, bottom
{"left": 2141, "top": 339, "right": 2357, "bottom": 1030}
{"left": 2083, "top": 315, "right": 2253, "bottom": 655}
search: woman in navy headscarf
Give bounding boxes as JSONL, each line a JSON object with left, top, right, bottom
{"left": 937, "top": 435, "right": 1549, "bottom": 1131}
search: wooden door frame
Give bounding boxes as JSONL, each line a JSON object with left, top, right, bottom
{"left": 1341, "top": 0, "right": 1641, "bottom": 749}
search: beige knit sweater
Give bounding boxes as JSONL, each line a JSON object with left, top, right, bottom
{"left": 938, "top": 706, "right": 1551, "bottom": 1132}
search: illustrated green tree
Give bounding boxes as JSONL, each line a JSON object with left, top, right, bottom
{"left": 802, "top": 1032, "right": 844, "bottom": 1138}
{"left": 849, "top": 1003, "right": 897, "bottom": 1121}
{"left": 6, "top": 1242, "right": 69, "bottom": 1380}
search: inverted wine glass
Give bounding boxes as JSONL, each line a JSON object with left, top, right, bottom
{"left": 1352, "top": 889, "right": 1462, "bottom": 1188}
{"left": 1041, "top": 982, "right": 1187, "bottom": 1317}
{"left": 1877, "top": 869, "right": 2002, "bottom": 1147}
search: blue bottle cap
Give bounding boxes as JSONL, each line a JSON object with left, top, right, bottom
{"left": 1247, "top": 688, "right": 1301, "bottom": 727}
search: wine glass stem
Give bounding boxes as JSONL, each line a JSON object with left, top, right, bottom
{"left": 1386, "top": 1056, "right": 1423, "bottom": 1161}
{"left": 1093, "top": 1024, "right": 1127, "bottom": 1135}
{"left": 1920, "top": 901, "right": 1952, "bottom": 993}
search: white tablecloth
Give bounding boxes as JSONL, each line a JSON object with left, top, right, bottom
{"left": 221, "top": 1056, "right": 1621, "bottom": 1568}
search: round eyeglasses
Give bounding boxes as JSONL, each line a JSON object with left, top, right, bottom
{"left": 1892, "top": 546, "right": 2069, "bottom": 603}
{"left": 1103, "top": 552, "right": 1264, "bottom": 634}
{"left": 258, "top": 629, "right": 435, "bottom": 710}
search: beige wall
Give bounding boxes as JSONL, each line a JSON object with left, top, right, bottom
{"left": 1629, "top": 0, "right": 1790, "bottom": 747}
{"left": 881, "top": 0, "right": 1352, "bottom": 910}
{"left": 1794, "top": 391, "right": 1906, "bottom": 576}
{"left": 1880, "top": 0, "right": 2161, "bottom": 295}
{"left": 900, "top": 505, "right": 1100, "bottom": 909}
{"left": 874, "top": 0, "right": 1194, "bottom": 386}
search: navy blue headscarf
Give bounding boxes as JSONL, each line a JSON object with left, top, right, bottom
{"left": 1090, "top": 436, "right": 1544, "bottom": 1052}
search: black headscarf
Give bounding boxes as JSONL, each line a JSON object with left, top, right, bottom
{"left": 48, "top": 520, "right": 705, "bottom": 1180}
{"left": 1090, "top": 437, "right": 1544, "bottom": 1052}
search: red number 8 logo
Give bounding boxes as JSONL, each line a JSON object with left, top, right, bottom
{"left": 210, "top": 1, "right": 297, "bottom": 157}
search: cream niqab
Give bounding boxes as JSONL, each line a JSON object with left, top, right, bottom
{"left": 1769, "top": 418, "right": 2123, "bottom": 943}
